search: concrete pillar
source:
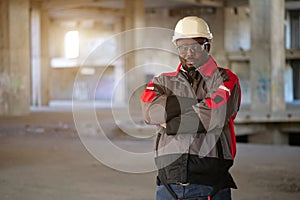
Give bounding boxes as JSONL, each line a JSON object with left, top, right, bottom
{"left": 133, "top": 0, "right": 145, "bottom": 28}
{"left": 124, "top": 0, "right": 145, "bottom": 105}
{"left": 249, "top": 0, "right": 287, "bottom": 145}
{"left": 125, "top": 0, "right": 145, "bottom": 28}
{"left": 0, "top": 1, "right": 9, "bottom": 75}
{"left": 113, "top": 18, "right": 125, "bottom": 105}
{"left": 0, "top": 0, "right": 30, "bottom": 115}
{"left": 270, "top": 0, "right": 285, "bottom": 112}
{"left": 124, "top": 0, "right": 134, "bottom": 31}
{"left": 30, "top": 7, "right": 50, "bottom": 107}
{"left": 40, "top": 9, "right": 50, "bottom": 106}
{"left": 31, "top": 8, "right": 42, "bottom": 106}
{"left": 249, "top": 0, "right": 286, "bottom": 112}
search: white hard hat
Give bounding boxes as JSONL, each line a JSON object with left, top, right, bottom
{"left": 172, "top": 16, "right": 213, "bottom": 43}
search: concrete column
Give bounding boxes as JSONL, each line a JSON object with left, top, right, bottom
{"left": 40, "top": 9, "right": 50, "bottom": 106}
{"left": 0, "top": 0, "right": 30, "bottom": 115}
{"left": 270, "top": 0, "right": 285, "bottom": 112}
{"left": 249, "top": 0, "right": 285, "bottom": 112}
{"left": 124, "top": 0, "right": 134, "bottom": 31}
{"left": 124, "top": 0, "right": 145, "bottom": 105}
{"left": 0, "top": 0, "right": 9, "bottom": 74}
{"left": 249, "top": 0, "right": 287, "bottom": 145}
{"left": 30, "top": 7, "right": 50, "bottom": 107}
{"left": 133, "top": 0, "right": 145, "bottom": 28}
{"left": 113, "top": 18, "right": 125, "bottom": 105}
{"left": 31, "top": 8, "right": 42, "bottom": 106}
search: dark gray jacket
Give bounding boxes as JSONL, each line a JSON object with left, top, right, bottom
{"left": 141, "top": 56, "right": 241, "bottom": 189}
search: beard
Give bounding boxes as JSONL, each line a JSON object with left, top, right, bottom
{"left": 180, "top": 57, "right": 196, "bottom": 72}
{"left": 179, "top": 51, "right": 210, "bottom": 71}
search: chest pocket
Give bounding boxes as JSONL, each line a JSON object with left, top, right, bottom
{"left": 167, "top": 77, "right": 195, "bottom": 98}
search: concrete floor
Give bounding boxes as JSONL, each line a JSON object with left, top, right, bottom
{"left": 0, "top": 108, "right": 300, "bottom": 200}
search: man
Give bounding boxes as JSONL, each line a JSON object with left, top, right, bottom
{"left": 141, "top": 16, "right": 241, "bottom": 200}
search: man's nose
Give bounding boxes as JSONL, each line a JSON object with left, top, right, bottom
{"left": 186, "top": 48, "right": 195, "bottom": 56}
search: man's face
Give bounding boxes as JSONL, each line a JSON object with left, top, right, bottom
{"left": 176, "top": 38, "right": 210, "bottom": 70}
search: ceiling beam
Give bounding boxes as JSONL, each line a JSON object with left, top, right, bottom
{"left": 225, "top": 0, "right": 300, "bottom": 10}
{"left": 286, "top": 1, "right": 300, "bottom": 10}
{"left": 224, "top": 0, "right": 248, "bottom": 7}
{"left": 48, "top": 7, "right": 123, "bottom": 20}
{"left": 172, "top": 0, "right": 224, "bottom": 7}
{"left": 31, "top": 0, "right": 123, "bottom": 10}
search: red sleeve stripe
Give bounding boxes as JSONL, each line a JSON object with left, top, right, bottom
{"left": 141, "top": 81, "right": 156, "bottom": 103}
{"left": 219, "top": 85, "right": 231, "bottom": 95}
{"left": 146, "top": 86, "right": 154, "bottom": 90}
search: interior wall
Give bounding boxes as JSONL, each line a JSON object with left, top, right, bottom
{"left": 48, "top": 20, "right": 117, "bottom": 101}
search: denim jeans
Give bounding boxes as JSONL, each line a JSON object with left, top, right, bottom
{"left": 156, "top": 184, "right": 231, "bottom": 200}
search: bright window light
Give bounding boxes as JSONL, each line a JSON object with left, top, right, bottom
{"left": 65, "top": 30, "right": 79, "bottom": 59}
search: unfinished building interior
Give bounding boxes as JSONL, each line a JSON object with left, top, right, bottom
{"left": 0, "top": 0, "right": 300, "bottom": 200}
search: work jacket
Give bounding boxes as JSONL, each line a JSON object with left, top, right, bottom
{"left": 141, "top": 56, "right": 241, "bottom": 189}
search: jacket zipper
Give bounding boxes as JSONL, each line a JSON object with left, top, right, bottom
{"left": 173, "top": 73, "right": 197, "bottom": 99}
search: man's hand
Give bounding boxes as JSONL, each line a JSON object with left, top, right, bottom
{"left": 160, "top": 123, "right": 166, "bottom": 128}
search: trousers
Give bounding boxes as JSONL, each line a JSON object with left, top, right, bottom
{"left": 156, "top": 184, "right": 231, "bottom": 200}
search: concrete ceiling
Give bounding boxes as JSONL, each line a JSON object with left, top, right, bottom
{"left": 33, "top": 0, "right": 224, "bottom": 10}
{"left": 31, "top": 0, "right": 225, "bottom": 20}
{"left": 30, "top": 0, "right": 300, "bottom": 21}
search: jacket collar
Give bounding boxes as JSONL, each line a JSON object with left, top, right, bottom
{"left": 198, "top": 56, "right": 218, "bottom": 77}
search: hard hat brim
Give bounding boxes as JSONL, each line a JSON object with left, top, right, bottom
{"left": 172, "top": 33, "right": 213, "bottom": 44}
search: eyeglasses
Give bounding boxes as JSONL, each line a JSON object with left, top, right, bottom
{"left": 177, "top": 42, "right": 208, "bottom": 54}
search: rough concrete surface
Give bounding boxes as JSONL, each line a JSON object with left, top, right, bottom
{"left": 0, "top": 109, "right": 300, "bottom": 200}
